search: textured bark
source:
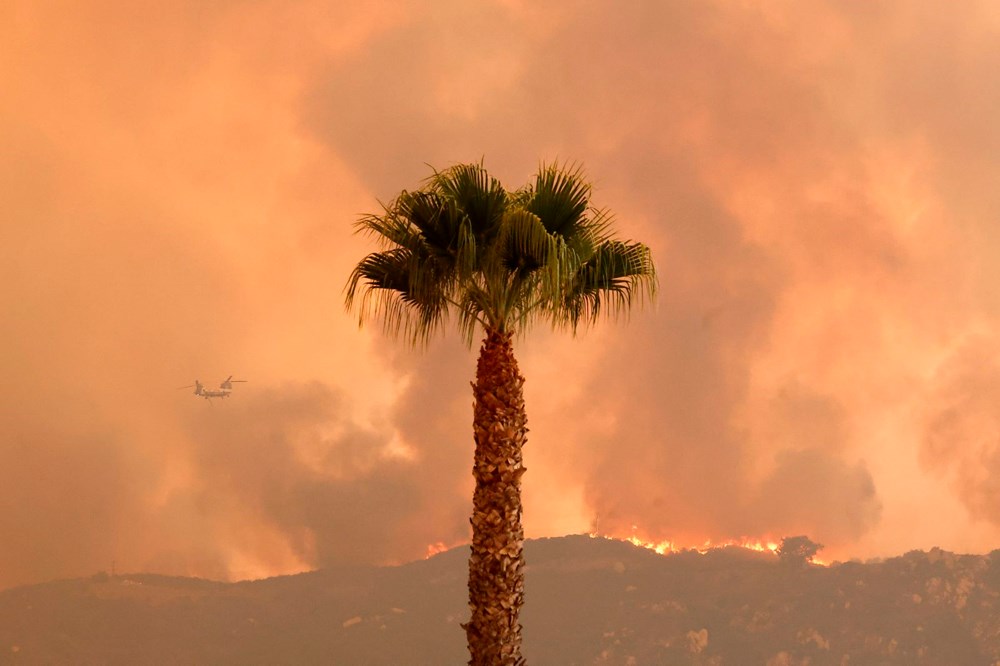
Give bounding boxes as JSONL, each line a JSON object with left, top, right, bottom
{"left": 464, "top": 329, "right": 527, "bottom": 665}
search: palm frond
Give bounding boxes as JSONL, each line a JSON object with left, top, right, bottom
{"left": 559, "top": 239, "right": 657, "bottom": 330}
{"left": 457, "top": 285, "right": 491, "bottom": 346}
{"left": 525, "top": 162, "right": 592, "bottom": 239}
{"left": 394, "top": 191, "right": 459, "bottom": 257}
{"left": 354, "top": 207, "right": 420, "bottom": 251}
{"left": 427, "top": 162, "right": 507, "bottom": 241}
{"left": 494, "top": 209, "right": 557, "bottom": 278}
{"left": 569, "top": 206, "right": 616, "bottom": 256}
{"left": 344, "top": 248, "right": 451, "bottom": 344}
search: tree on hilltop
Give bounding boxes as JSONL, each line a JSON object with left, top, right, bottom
{"left": 777, "top": 535, "right": 823, "bottom": 566}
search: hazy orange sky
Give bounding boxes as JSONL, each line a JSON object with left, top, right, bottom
{"left": 3, "top": 0, "right": 1000, "bottom": 590}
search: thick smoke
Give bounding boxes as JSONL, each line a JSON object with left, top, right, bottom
{"left": 3, "top": 0, "right": 1000, "bottom": 589}
{"left": 301, "top": 0, "right": 1000, "bottom": 557}
{"left": 181, "top": 380, "right": 468, "bottom": 570}
{"left": 921, "top": 338, "right": 1000, "bottom": 525}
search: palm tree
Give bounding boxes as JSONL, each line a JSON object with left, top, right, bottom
{"left": 346, "top": 162, "right": 656, "bottom": 665}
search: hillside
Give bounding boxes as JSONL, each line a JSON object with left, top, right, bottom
{"left": 1, "top": 536, "right": 998, "bottom": 664}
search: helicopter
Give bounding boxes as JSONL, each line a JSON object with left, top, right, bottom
{"left": 178, "top": 375, "right": 247, "bottom": 401}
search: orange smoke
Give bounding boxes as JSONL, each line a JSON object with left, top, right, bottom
{"left": 3, "top": 0, "right": 1000, "bottom": 592}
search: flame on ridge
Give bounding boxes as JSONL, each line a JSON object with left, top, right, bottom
{"left": 422, "top": 532, "right": 826, "bottom": 565}
{"left": 593, "top": 529, "right": 829, "bottom": 566}
{"left": 608, "top": 533, "right": 781, "bottom": 556}
{"left": 425, "top": 541, "right": 451, "bottom": 559}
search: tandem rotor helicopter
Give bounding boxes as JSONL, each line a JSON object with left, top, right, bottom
{"left": 178, "top": 375, "right": 247, "bottom": 401}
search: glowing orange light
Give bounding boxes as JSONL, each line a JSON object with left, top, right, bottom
{"left": 425, "top": 541, "right": 450, "bottom": 559}
{"left": 592, "top": 530, "right": 827, "bottom": 565}
{"left": 610, "top": 533, "right": 779, "bottom": 555}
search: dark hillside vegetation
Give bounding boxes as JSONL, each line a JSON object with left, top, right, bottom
{"left": 1, "top": 536, "right": 998, "bottom": 665}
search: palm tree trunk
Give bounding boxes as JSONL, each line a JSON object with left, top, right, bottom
{"left": 464, "top": 329, "right": 527, "bottom": 665}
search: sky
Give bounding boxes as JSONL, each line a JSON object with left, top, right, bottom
{"left": 2, "top": 0, "right": 1000, "bottom": 590}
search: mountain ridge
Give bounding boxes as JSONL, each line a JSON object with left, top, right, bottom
{"left": 2, "top": 535, "right": 998, "bottom": 665}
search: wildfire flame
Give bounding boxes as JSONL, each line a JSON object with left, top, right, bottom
{"left": 595, "top": 529, "right": 829, "bottom": 566}
{"left": 612, "top": 533, "right": 781, "bottom": 556}
{"left": 423, "top": 532, "right": 827, "bottom": 565}
{"left": 425, "top": 541, "right": 451, "bottom": 559}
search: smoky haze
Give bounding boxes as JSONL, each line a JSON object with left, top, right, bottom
{"left": 2, "top": 0, "right": 999, "bottom": 590}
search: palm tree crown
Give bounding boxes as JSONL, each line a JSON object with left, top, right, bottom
{"left": 346, "top": 162, "right": 656, "bottom": 343}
